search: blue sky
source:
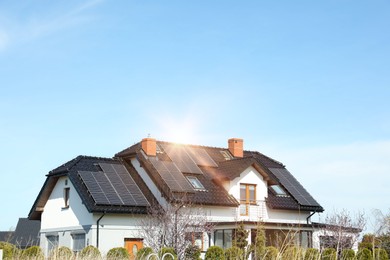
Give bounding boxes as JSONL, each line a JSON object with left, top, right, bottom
{"left": 0, "top": 0, "right": 389, "bottom": 231}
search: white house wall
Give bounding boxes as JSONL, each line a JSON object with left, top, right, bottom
{"left": 41, "top": 176, "right": 93, "bottom": 230}
{"left": 228, "top": 166, "right": 268, "bottom": 203}
{"left": 267, "top": 208, "right": 310, "bottom": 224}
{"left": 91, "top": 214, "right": 146, "bottom": 256}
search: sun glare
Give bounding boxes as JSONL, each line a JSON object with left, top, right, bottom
{"left": 157, "top": 116, "right": 200, "bottom": 145}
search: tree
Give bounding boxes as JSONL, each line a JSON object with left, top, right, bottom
{"left": 320, "top": 209, "right": 366, "bottom": 254}
{"left": 138, "top": 198, "right": 213, "bottom": 259}
{"left": 233, "top": 222, "right": 249, "bottom": 250}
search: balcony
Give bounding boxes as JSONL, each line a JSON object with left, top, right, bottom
{"left": 238, "top": 200, "right": 267, "bottom": 221}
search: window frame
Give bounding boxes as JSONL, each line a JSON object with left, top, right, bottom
{"left": 186, "top": 176, "right": 205, "bottom": 190}
{"left": 63, "top": 187, "right": 70, "bottom": 209}
{"left": 240, "top": 183, "right": 256, "bottom": 216}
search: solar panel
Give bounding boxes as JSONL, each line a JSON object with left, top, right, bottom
{"left": 78, "top": 163, "right": 150, "bottom": 207}
{"left": 269, "top": 168, "right": 321, "bottom": 207}
{"left": 150, "top": 159, "right": 194, "bottom": 192}
{"left": 185, "top": 147, "right": 218, "bottom": 167}
{"left": 160, "top": 143, "right": 203, "bottom": 174}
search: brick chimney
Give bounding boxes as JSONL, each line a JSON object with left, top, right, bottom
{"left": 228, "top": 138, "right": 244, "bottom": 158}
{"left": 141, "top": 138, "right": 156, "bottom": 156}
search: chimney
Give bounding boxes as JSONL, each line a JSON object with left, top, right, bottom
{"left": 141, "top": 138, "right": 156, "bottom": 156}
{"left": 228, "top": 138, "right": 244, "bottom": 158}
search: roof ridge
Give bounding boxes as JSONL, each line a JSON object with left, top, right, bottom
{"left": 246, "top": 150, "right": 285, "bottom": 167}
{"left": 156, "top": 140, "right": 228, "bottom": 150}
{"left": 49, "top": 155, "right": 115, "bottom": 175}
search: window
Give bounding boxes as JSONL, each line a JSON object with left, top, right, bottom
{"left": 186, "top": 176, "right": 205, "bottom": 190}
{"left": 240, "top": 184, "right": 256, "bottom": 216}
{"left": 63, "top": 188, "right": 70, "bottom": 208}
{"left": 220, "top": 150, "right": 232, "bottom": 160}
{"left": 214, "top": 229, "right": 232, "bottom": 249}
{"left": 46, "top": 235, "right": 59, "bottom": 254}
{"left": 270, "top": 185, "right": 287, "bottom": 196}
{"left": 72, "top": 233, "right": 86, "bottom": 252}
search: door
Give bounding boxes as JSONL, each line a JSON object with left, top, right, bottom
{"left": 124, "top": 238, "right": 143, "bottom": 259}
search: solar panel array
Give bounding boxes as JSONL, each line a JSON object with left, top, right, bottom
{"left": 160, "top": 144, "right": 217, "bottom": 174}
{"left": 78, "top": 163, "right": 150, "bottom": 207}
{"left": 150, "top": 159, "right": 195, "bottom": 192}
{"left": 186, "top": 147, "right": 218, "bottom": 167}
{"left": 269, "top": 168, "right": 321, "bottom": 207}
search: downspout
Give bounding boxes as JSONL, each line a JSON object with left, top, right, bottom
{"left": 307, "top": 211, "right": 316, "bottom": 225}
{"left": 96, "top": 212, "right": 106, "bottom": 249}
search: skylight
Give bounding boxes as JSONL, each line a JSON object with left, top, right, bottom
{"left": 186, "top": 176, "right": 205, "bottom": 190}
{"left": 270, "top": 185, "right": 287, "bottom": 196}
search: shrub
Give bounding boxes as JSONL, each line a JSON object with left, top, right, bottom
{"left": 22, "top": 246, "right": 44, "bottom": 260}
{"left": 79, "top": 245, "right": 101, "bottom": 259}
{"left": 374, "top": 248, "right": 389, "bottom": 260}
{"left": 205, "top": 246, "right": 225, "bottom": 260}
{"left": 185, "top": 245, "right": 201, "bottom": 260}
{"left": 283, "top": 246, "right": 304, "bottom": 260}
{"left": 159, "top": 247, "right": 177, "bottom": 260}
{"left": 49, "top": 246, "right": 73, "bottom": 259}
{"left": 136, "top": 246, "right": 154, "bottom": 259}
{"left": 341, "top": 249, "right": 355, "bottom": 260}
{"left": 263, "top": 246, "right": 278, "bottom": 260}
{"left": 357, "top": 248, "right": 373, "bottom": 260}
{"left": 0, "top": 242, "right": 18, "bottom": 260}
{"left": 233, "top": 222, "right": 249, "bottom": 250}
{"left": 305, "top": 248, "right": 320, "bottom": 260}
{"left": 321, "top": 248, "right": 337, "bottom": 260}
{"left": 106, "top": 247, "right": 130, "bottom": 260}
{"left": 225, "top": 246, "right": 243, "bottom": 260}
{"left": 360, "top": 242, "right": 374, "bottom": 252}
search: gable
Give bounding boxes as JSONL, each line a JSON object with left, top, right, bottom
{"left": 29, "top": 156, "right": 154, "bottom": 221}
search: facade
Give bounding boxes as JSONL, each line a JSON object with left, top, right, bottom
{"left": 29, "top": 137, "right": 326, "bottom": 257}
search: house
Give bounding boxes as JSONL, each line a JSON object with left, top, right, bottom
{"left": 0, "top": 218, "right": 40, "bottom": 249}
{"left": 29, "top": 137, "right": 326, "bottom": 257}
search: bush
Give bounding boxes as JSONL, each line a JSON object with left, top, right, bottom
{"left": 357, "top": 248, "right": 373, "bottom": 260}
{"left": 106, "top": 247, "right": 130, "bottom": 260}
{"left": 263, "top": 246, "right": 278, "bottom": 260}
{"left": 0, "top": 242, "right": 18, "bottom": 260}
{"left": 321, "top": 248, "right": 337, "bottom": 260}
{"left": 185, "top": 245, "right": 201, "bottom": 260}
{"left": 22, "top": 246, "right": 44, "bottom": 260}
{"left": 136, "top": 246, "right": 154, "bottom": 259}
{"left": 360, "top": 242, "right": 374, "bottom": 252}
{"left": 49, "top": 246, "right": 73, "bottom": 259}
{"left": 225, "top": 246, "right": 243, "bottom": 260}
{"left": 159, "top": 247, "right": 177, "bottom": 260}
{"left": 341, "top": 249, "right": 355, "bottom": 260}
{"left": 205, "top": 246, "right": 225, "bottom": 260}
{"left": 374, "top": 248, "right": 389, "bottom": 260}
{"left": 283, "top": 246, "right": 304, "bottom": 260}
{"left": 305, "top": 248, "right": 320, "bottom": 260}
{"left": 79, "top": 245, "right": 101, "bottom": 259}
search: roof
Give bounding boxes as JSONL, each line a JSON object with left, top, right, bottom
{"left": 116, "top": 140, "right": 324, "bottom": 212}
{"left": 29, "top": 156, "right": 157, "bottom": 220}
{"left": 0, "top": 231, "right": 13, "bottom": 242}
{"left": 11, "top": 218, "right": 40, "bottom": 248}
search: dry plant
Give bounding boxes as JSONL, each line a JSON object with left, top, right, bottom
{"left": 138, "top": 197, "right": 213, "bottom": 259}
{"left": 318, "top": 209, "right": 365, "bottom": 254}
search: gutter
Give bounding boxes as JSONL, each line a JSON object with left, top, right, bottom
{"left": 306, "top": 211, "right": 316, "bottom": 225}
{"left": 96, "top": 212, "right": 106, "bottom": 249}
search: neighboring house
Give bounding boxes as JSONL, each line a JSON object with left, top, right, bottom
{"left": 0, "top": 218, "right": 40, "bottom": 249}
{"left": 29, "top": 137, "right": 326, "bottom": 257}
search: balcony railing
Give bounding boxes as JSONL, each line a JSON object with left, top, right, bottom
{"left": 238, "top": 200, "right": 267, "bottom": 221}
